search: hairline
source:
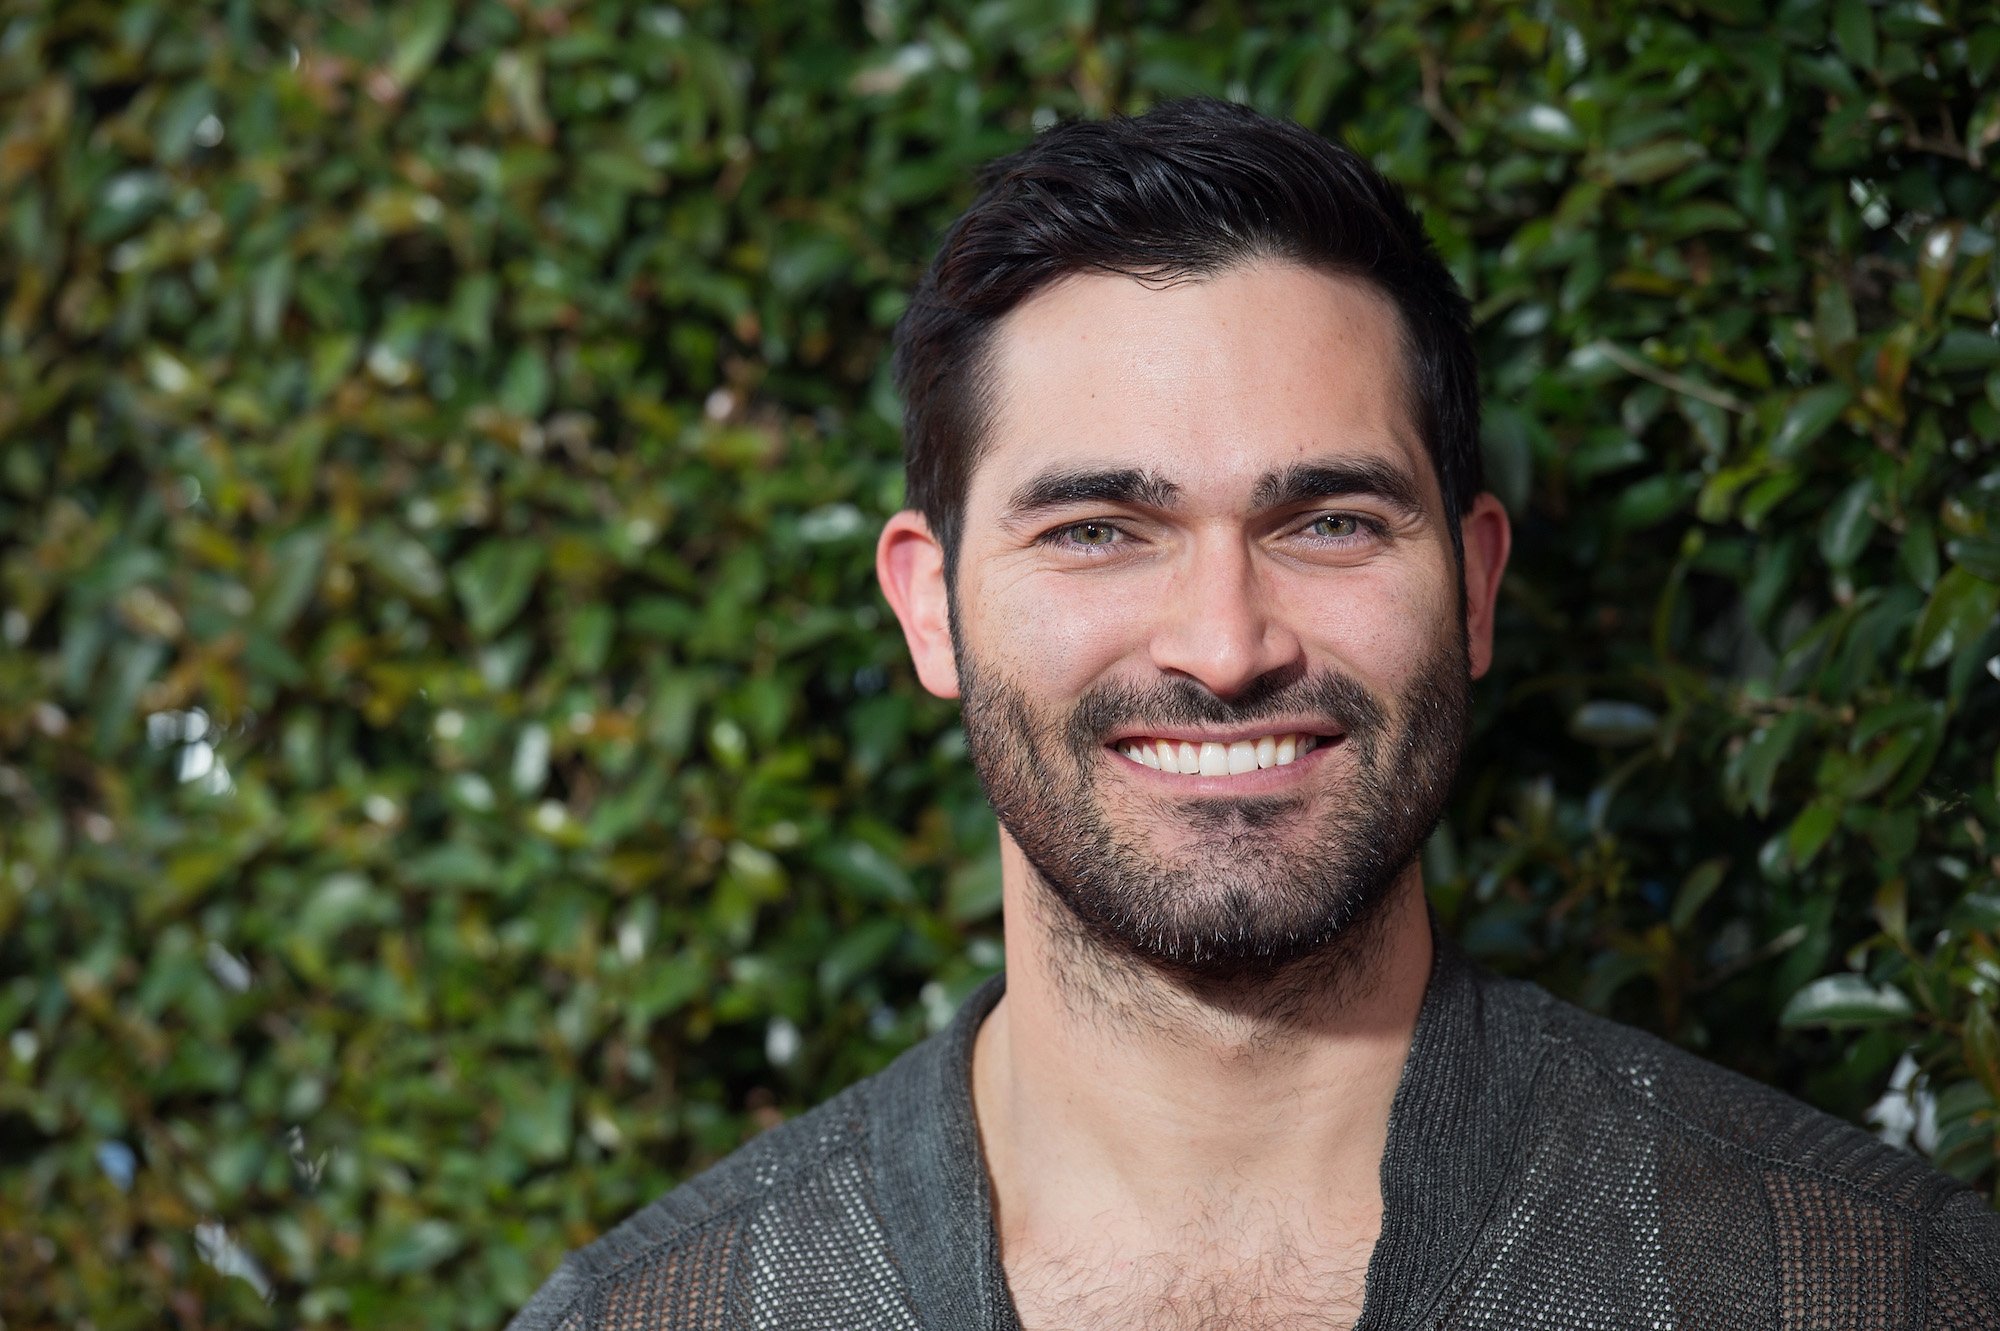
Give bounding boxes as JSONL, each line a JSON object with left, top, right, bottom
{"left": 930, "top": 252, "right": 1465, "bottom": 596}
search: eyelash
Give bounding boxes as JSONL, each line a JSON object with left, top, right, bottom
{"left": 1040, "top": 513, "right": 1386, "bottom": 555}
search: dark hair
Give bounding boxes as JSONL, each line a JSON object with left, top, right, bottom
{"left": 891, "top": 96, "right": 1481, "bottom": 577}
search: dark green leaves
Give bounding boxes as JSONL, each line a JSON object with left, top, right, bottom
{"left": 1769, "top": 385, "right": 1852, "bottom": 460}
{"left": 1832, "top": 0, "right": 1878, "bottom": 73}
{"left": 1818, "top": 477, "right": 1876, "bottom": 570}
{"left": 1910, "top": 567, "right": 2000, "bottom": 671}
{"left": 4, "top": 3, "right": 1998, "bottom": 1327}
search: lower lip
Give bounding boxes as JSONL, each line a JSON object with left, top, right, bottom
{"left": 1104, "top": 737, "right": 1341, "bottom": 793}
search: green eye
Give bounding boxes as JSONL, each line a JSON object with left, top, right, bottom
{"left": 1309, "top": 514, "right": 1359, "bottom": 539}
{"left": 1068, "top": 522, "right": 1118, "bottom": 545}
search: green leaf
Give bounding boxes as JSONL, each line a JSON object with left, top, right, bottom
{"left": 452, "top": 539, "right": 545, "bottom": 639}
{"left": 1872, "top": 877, "right": 1907, "bottom": 947}
{"left": 723, "top": 841, "right": 787, "bottom": 899}
{"left": 1813, "top": 278, "right": 1859, "bottom": 354}
{"left": 154, "top": 84, "right": 216, "bottom": 164}
{"left": 1909, "top": 566, "right": 2000, "bottom": 671}
{"left": 814, "top": 840, "right": 915, "bottom": 904}
{"left": 499, "top": 1079, "right": 575, "bottom": 1163}
{"left": 1661, "top": 200, "right": 1746, "bottom": 238}
{"left": 1506, "top": 103, "right": 1584, "bottom": 151}
{"left": 818, "top": 919, "right": 906, "bottom": 999}
{"left": 1931, "top": 328, "right": 2000, "bottom": 372}
{"left": 1840, "top": 725, "right": 1923, "bottom": 800}
{"left": 1917, "top": 224, "right": 1962, "bottom": 321}
{"left": 94, "top": 637, "right": 168, "bottom": 755}
{"left": 1671, "top": 857, "right": 1729, "bottom": 932}
{"left": 1957, "top": 892, "right": 2000, "bottom": 933}
{"left": 1900, "top": 516, "right": 1940, "bottom": 591}
{"left": 1732, "top": 711, "right": 1810, "bottom": 818}
{"left": 1965, "top": 1003, "right": 2000, "bottom": 1102}
{"left": 1833, "top": 0, "right": 1878, "bottom": 70}
{"left": 1856, "top": 806, "right": 1918, "bottom": 863}
{"left": 632, "top": 953, "right": 709, "bottom": 1022}
{"left": 1786, "top": 795, "right": 1841, "bottom": 869}
{"left": 257, "top": 527, "right": 327, "bottom": 631}
{"left": 389, "top": 0, "right": 455, "bottom": 90}
{"left": 946, "top": 849, "right": 1004, "bottom": 923}
{"left": 1602, "top": 139, "right": 1706, "bottom": 185}
{"left": 1946, "top": 537, "right": 2000, "bottom": 583}
{"left": 1610, "top": 474, "right": 1694, "bottom": 530}
{"left": 249, "top": 252, "right": 294, "bottom": 343}
{"left": 1678, "top": 395, "right": 1731, "bottom": 455}
{"left": 1779, "top": 974, "right": 1913, "bottom": 1028}
{"left": 361, "top": 526, "right": 446, "bottom": 600}
{"left": 1817, "top": 477, "right": 1876, "bottom": 569}
{"left": 1769, "top": 385, "right": 1851, "bottom": 459}
{"left": 374, "top": 1219, "right": 465, "bottom": 1276}
{"left": 1568, "top": 700, "right": 1660, "bottom": 745}
{"left": 500, "top": 345, "right": 553, "bottom": 418}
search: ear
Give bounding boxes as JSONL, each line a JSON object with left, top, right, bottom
{"left": 1459, "top": 493, "right": 1511, "bottom": 680}
{"left": 876, "top": 510, "right": 961, "bottom": 699}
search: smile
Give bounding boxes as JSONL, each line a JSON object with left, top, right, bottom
{"left": 1111, "top": 732, "right": 1329, "bottom": 777}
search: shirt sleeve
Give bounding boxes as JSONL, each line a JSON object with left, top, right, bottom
{"left": 504, "top": 1256, "right": 590, "bottom": 1331}
{"left": 1924, "top": 1190, "right": 2000, "bottom": 1329}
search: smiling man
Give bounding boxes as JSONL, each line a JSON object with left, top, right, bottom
{"left": 510, "top": 98, "right": 1999, "bottom": 1331}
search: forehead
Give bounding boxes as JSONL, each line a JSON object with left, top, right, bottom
{"left": 974, "top": 261, "right": 1431, "bottom": 511}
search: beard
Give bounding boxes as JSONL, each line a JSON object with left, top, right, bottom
{"left": 958, "top": 632, "right": 1470, "bottom": 990}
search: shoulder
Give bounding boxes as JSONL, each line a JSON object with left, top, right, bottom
{"left": 1479, "top": 969, "right": 2000, "bottom": 1316}
{"left": 503, "top": 1070, "right": 911, "bottom": 1331}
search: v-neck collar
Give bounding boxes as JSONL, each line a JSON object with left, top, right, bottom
{"left": 867, "top": 925, "right": 1544, "bottom": 1331}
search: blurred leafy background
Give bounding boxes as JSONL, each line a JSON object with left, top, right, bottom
{"left": 2, "top": 0, "right": 1998, "bottom": 1324}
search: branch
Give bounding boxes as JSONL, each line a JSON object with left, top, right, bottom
{"left": 1592, "top": 341, "right": 1752, "bottom": 415}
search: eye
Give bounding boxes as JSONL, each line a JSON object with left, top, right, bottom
{"left": 1056, "top": 521, "right": 1122, "bottom": 548}
{"left": 1308, "top": 514, "right": 1360, "bottom": 540}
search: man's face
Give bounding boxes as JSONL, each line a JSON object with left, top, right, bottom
{"left": 936, "top": 262, "right": 1482, "bottom": 981}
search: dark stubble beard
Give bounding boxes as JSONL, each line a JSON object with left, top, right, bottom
{"left": 958, "top": 630, "right": 1470, "bottom": 1004}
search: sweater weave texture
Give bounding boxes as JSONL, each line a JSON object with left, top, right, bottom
{"left": 507, "top": 937, "right": 2000, "bottom": 1329}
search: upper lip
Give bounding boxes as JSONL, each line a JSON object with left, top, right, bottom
{"left": 1103, "top": 723, "right": 1344, "bottom": 746}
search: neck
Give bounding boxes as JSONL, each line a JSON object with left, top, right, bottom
{"left": 972, "top": 841, "right": 1434, "bottom": 1258}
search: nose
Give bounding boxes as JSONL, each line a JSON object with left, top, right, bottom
{"left": 1146, "top": 532, "right": 1304, "bottom": 698}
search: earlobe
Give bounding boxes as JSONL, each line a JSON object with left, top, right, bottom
{"left": 1460, "top": 494, "right": 1512, "bottom": 680}
{"left": 876, "top": 510, "right": 962, "bottom": 699}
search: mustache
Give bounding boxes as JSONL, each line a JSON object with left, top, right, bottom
{"left": 1064, "top": 665, "right": 1388, "bottom": 751}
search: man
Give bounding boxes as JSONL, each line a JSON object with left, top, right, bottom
{"left": 510, "top": 98, "right": 2000, "bottom": 1330}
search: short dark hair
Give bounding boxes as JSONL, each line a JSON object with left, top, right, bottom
{"left": 891, "top": 96, "right": 1481, "bottom": 578}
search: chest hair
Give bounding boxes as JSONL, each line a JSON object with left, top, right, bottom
{"left": 1006, "top": 1230, "right": 1371, "bottom": 1331}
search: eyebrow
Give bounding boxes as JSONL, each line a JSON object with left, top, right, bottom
{"left": 998, "top": 455, "right": 1429, "bottom": 529}
{"left": 1249, "top": 458, "right": 1428, "bottom": 520}
{"left": 1001, "top": 468, "right": 1183, "bottom": 525}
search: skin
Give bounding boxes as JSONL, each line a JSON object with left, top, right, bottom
{"left": 877, "top": 262, "right": 1511, "bottom": 1329}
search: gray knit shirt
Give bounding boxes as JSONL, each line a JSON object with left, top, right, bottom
{"left": 507, "top": 937, "right": 2000, "bottom": 1329}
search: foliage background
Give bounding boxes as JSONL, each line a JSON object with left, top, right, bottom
{"left": 2, "top": 0, "right": 1998, "bottom": 1324}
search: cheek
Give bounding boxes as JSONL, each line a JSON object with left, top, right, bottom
{"left": 1285, "top": 562, "right": 1457, "bottom": 685}
{"left": 960, "top": 568, "right": 1140, "bottom": 695}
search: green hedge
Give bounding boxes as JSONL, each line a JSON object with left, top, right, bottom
{"left": 2, "top": 0, "right": 1997, "bottom": 1324}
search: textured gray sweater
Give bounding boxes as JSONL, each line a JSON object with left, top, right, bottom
{"left": 507, "top": 938, "right": 2000, "bottom": 1329}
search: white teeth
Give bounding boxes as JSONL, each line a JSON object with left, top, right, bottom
{"left": 1119, "top": 732, "right": 1325, "bottom": 777}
